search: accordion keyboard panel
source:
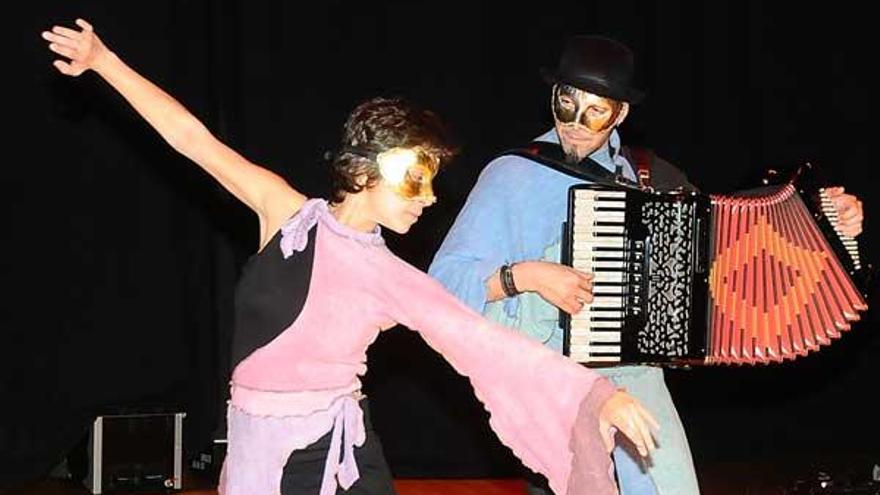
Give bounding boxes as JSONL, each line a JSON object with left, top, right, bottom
{"left": 565, "top": 187, "right": 709, "bottom": 365}
{"left": 568, "top": 188, "right": 629, "bottom": 363}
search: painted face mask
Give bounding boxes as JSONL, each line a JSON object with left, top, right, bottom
{"left": 552, "top": 84, "right": 624, "bottom": 132}
{"left": 344, "top": 145, "right": 439, "bottom": 200}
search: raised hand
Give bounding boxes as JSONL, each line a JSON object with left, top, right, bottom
{"left": 42, "top": 18, "right": 108, "bottom": 77}
{"left": 598, "top": 390, "right": 659, "bottom": 457}
{"left": 39, "top": 17, "right": 306, "bottom": 245}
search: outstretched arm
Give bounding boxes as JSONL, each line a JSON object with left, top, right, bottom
{"left": 42, "top": 19, "right": 306, "bottom": 248}
{"left": 388, "top": 258, "right": 657, "bottom": 494}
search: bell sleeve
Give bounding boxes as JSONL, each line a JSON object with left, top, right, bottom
{"left": 380, "top": 255, "right": 619, "bottom": 495}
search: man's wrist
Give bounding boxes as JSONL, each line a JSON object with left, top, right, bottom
{"left": 499, "top": 263, "right": 520, "bottom": 297}
{"left": 509, "top": 261, "right": 534, "bottom": 293}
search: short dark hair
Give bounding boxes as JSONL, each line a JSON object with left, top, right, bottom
{"left": 329, "top": 97, "right": 456, "bottom": 203}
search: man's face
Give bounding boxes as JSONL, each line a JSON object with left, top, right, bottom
{"left": 552, "top": 84, "right": 628, "bottom": 162}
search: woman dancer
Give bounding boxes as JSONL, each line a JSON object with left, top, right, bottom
{"left": 42, "top": 19, "right": 658, "bottom": 495}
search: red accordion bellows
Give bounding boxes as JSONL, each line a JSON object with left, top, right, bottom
{"left": 707, "top": 185, "right": 868, "bottom": 364}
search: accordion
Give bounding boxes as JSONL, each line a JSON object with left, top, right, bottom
{"left": 560, "top": 164, "right": 872, "bottom": 366}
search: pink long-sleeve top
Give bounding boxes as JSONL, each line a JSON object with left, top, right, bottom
{"left": 219, "top": 199, "right": 618, "bottom": 495}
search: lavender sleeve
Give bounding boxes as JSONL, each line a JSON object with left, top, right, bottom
{"left": 381, "top": 254, "right": 619, "bottom": 495}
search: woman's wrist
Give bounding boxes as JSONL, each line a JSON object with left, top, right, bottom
{"left": 92, "top": 49, "right": 118, "bottom": 76}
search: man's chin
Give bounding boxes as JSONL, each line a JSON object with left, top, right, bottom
{"left": 564, "top": 151, "right": 584, "bottom": 164}
{"left": 561, "top": 144, "right": 588, "bottom": 164}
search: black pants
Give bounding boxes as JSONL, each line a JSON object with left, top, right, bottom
{"left": 280, "top": 399, "right": 396, "bottom": 495}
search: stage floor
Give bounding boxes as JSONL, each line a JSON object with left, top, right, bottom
{"left": 4, "top": 457, "right": 879, "bottom": 495}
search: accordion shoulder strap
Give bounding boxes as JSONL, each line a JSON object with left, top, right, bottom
{"left": 497, "top": 141, "right": 620, "bottom": 187}
{"left": 624, "top": 146, "right": 654, "bottom": 189}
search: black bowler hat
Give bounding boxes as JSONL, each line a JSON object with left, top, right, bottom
{"left": 541, "top": 35, "right": 645, "bottom": 104}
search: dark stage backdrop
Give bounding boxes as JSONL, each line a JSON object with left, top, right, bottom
{"left": 5, "top": 0, "right": 877, "bottom": 487}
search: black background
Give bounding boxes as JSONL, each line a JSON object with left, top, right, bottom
{"left": 4, "top": 0, "right": 877, "bottom": 487}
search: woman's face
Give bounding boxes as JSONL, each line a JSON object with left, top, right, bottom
{"left": 373, "top": 147, "right": 439, "bottom": 201}
{"left": 353, "top": 146, "right": 440, "bottom": 234}
{"left": 339, "top": 145, "right": 440, "bottom": 233}
{"left": 362, "top": 178, "right": 437, "bottom": 234}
